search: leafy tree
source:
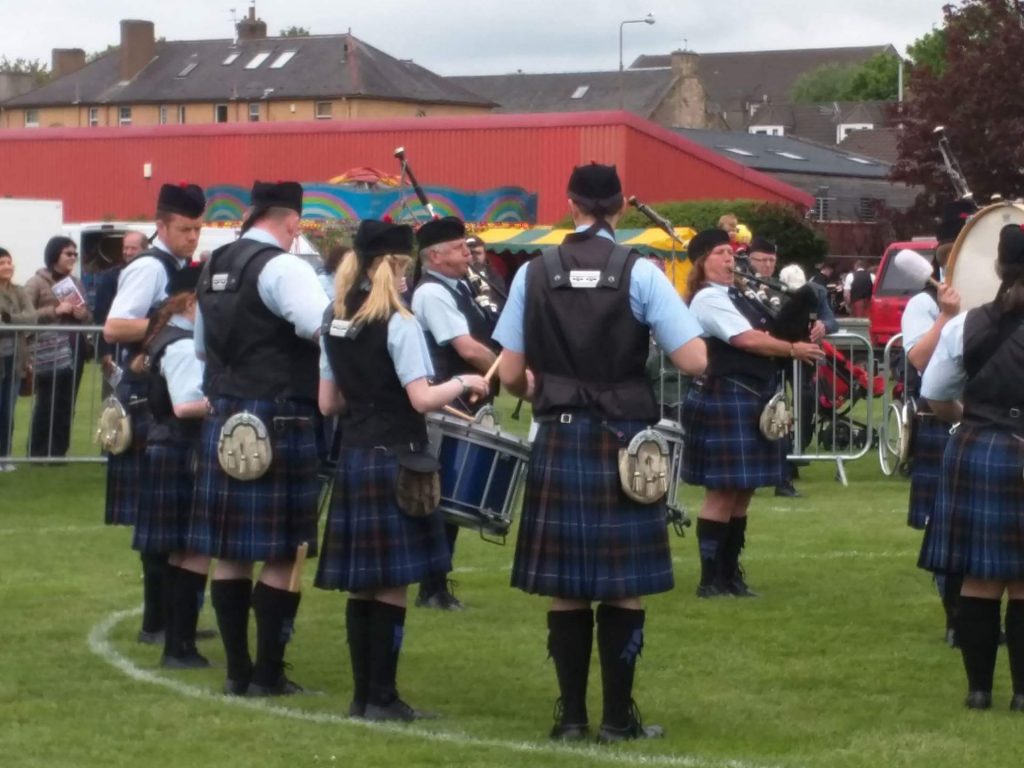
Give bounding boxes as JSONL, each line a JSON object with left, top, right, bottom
{"left": 0, "top": 56, "right": 50, "bottom": 86}
{"left": 891, "top": 0, "right": 1024, "bottom": 206}
{"left": 790, "top": 63, "right": 858, "bottom": 103}
{"left": 847, "top": 53, "right": 900, "bottom": 101}
{"left": 906, "top": 27, "right": 947, "bottom": 77}
{"left": 280, "top": 26, "right": 311, "bottom": 37}
{"left": 790, "top": 53, "right": 900, "bottom": 103}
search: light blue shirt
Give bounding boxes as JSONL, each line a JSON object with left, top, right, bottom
{"left": 320, "top": 311, "right": 434, "bottom": 387}
{"left": 160, "top": 315, "right": 205, "bottom": 406}
{"left": 902, "top": 291, "right": 940, "bottom": 359}
{"left": 921, "top": 312, "right": 966, "bottom": 402}
{"left": 492, "top": 229, "right": 703, "bottom": 354}
{"left": 411, "top": 269, "right": 471, "bottom": 346}
{"left": 689, "top": 283, "right": 753, "bottom": 342}
{"left": 194, "top": 228, "right": 330, "bottom": 356}
{"left": 108, "top": 238, "right": 184, "bottom": 320}
{"left": 318, "top": 271, "right": 336, "bottom": 301}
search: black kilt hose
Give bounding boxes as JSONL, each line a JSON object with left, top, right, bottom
{"left": 919, "top": 425, "right": 1024, "bottom": 580}
{"left": 681, "top": 378, "right": 784, "bottom": 490}
{"left": 104, "top": 380, "right": 152, "bottom": 527}
{"left": 906, "top": 413, "right": 949, "bottom": 531}
{"left": 314, "top": 447, "right": 451, "bottom": 593}
{"left": 511, "top": 418, "right": 674, "bottom": 601}
{"left": 187, "top": 398, "right": 320, "bottom": 563}
{"left": 132, "top": 438, "right": 196, "bottom": 555}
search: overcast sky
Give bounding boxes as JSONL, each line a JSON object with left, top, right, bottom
{"left": 0, "top": 0, "right": 948, "bottom": 75}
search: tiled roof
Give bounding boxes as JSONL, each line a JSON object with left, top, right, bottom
{"left": 749, "top": 101, "right": 892, "bottom": 145}
{"left": 837, "top": 127, "right": 900, "bottom": 164}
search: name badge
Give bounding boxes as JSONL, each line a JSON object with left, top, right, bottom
{"left": 211, "top": 274, "right": 229, "bottom": 292}
{"left": 329, "top": 319, "right": 353, "bottom": 338}
{"left": 569, "top": 270, "right": 601, "bottom": 289}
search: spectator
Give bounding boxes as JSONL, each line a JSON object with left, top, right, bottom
{"left": 94, "top": 231, "right": 146, "bottom": 395}
{"left": 24, "top": 236, "right": 93, "bottom": 458}
{"left": 843, "top": 260, "right": 874, "bottom": 318}
{"left": 0, "top": 248, "right": 38, "bottom": 469}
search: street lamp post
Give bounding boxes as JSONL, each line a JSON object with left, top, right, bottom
{"left": 619, "top": 13, "right": 656, "bottom": 111}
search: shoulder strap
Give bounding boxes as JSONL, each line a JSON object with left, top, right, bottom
{"left": 147, "top": 326, "right": 192, "bottom": 368}
{"left": 199, "top": 239, "right": 282, "bottom": 295}
{"left": 542, "top": 243, "right": 633, "bottom": 290}
{"left": 134, "top": 248, "right": 179, "bottom": 281}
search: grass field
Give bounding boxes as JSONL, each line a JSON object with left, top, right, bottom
{"left": 2, "top": 395, "right": 1023, "bottom": 768}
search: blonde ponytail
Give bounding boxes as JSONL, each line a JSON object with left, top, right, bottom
{"left": 333, "top": 250, "right": 362, "bottom": 319}
{"left": 335, "top": 251, "right": 413, "bottom": 323}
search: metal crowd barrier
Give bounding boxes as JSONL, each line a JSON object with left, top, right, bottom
{"left": 875, "top": 333, "right": 912, "bottom": 478}
{"left": 0, "top": 323, "right": 117, "bottom": 466}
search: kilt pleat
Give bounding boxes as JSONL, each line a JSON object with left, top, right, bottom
{"left": 187, "top": 398, "right": 321, "bottom": 563}
{"left": 314, "top": 447, "right": 451, "bottom": 592}
{"left": 511, "top": 418, "right": 674, "bottom": 601}
{"left": 132, "top": 441, "right": 195, "bottom": 554}
{"left": 681, "top": 379, "right": 784, "bottom": 490}
{"left": 907, "top": 415, "right": 949, "bottom": 531}
{"left": 104, "top": 397, "right": 151, "bottom": 527}
{"left": 919, "top": 425, "right": 1024, "bottom": 580}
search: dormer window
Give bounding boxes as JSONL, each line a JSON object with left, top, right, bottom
{"left": 837, "top": 123, "right": 874, "bottom": 143}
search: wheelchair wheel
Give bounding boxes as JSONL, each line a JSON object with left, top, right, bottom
{"left": 878, "top": 401, "right": 903, "bottom": 477}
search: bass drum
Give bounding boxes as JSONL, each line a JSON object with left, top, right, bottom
{"left": 946, "top": 202, "right": 1024, "bottom": 310}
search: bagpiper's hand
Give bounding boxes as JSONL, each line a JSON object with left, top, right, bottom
{"left": 792, "top": 342, "right": 826, "bottom": 364}
{"left": 460, "top": 374, "right": 490, "bottom": 398}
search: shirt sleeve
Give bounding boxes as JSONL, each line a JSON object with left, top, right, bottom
{"left": 160, "top": 339, "right": 205, "bottom": 406}
{"left": 629, "top": 258, "right": 703, "bottom": 353}
{"left": 411, "top": 283, "right": 469, "bottom": 346}
{"left": 257, "top": 254, "right": 331, "bottom": 340}
{"left": 921, "top": 313, "right": 967, "bottom": 401}
{"left": 318, "top": 335, "right": 333, "bottom": 382}
{"left": 193, "top": 306, "right": 206, "bottom": 358}
{"left": 690, "top": 288, "right": 753, "bottom": 342}
{"left": 491, "top": 266, "right": 527, "bottom": 353}
{"left": 901, "top": 292, "right": 940, "bottom": 353}
{"left": 108, "top": 258, "right": 168, "bottom": 320}
{"left": 387, "top": 313, "right": 435, "bottom": 386}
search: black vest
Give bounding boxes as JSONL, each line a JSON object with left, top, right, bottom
{"left": 415, "top": 271, "right": 499, "bottom": 381}
{"left": 524, "top": 230, "right": 657, "bottom": 421}
{"left": 321, "top": 294, "right": 427, "bottom": 448}
{"left": 117, "top": 247, "right": 183, "bottom": 378}
{"left": 704, "top": 286, "right": 780, "bottom": 386}
{"left": 962, "top": 304, "right": 1024, "bottom": 430}
{"left": 146, "top": 325, "right": 201, "bottom": 445}
{"left": 198, "top": 239, "right": 319, "bottom": 402}
{"left": 850, "top": 270, "right": 873, "bottom": 301}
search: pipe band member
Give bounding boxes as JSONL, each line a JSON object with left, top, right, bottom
{"left": 682, "top": 229, "right": 824, "bottom": 599}
{"left": 495, "top": 162, "right": 707, "bottom": 744}
{"left": 315, "top": 219, "right": 488, "bottom": 722}
{"left": 919, "top": 223, "right": 1024, "bottom": 712}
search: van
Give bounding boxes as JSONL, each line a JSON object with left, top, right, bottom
{"left": 868, "top": 239, "right": 938, "bottom": 347}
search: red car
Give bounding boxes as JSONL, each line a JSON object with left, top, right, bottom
{"left": 868, "top": 239, "right": 938, "bottom": 347}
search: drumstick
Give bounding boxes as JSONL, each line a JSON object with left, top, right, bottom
{"left": 287, "top": 542, "right": 309, "bottom": 593}
{"left": 443, "top": 404, "right": 475, "bottom": 421}
{"left": 469, "top": 353, "right": 503, "bottom": 405}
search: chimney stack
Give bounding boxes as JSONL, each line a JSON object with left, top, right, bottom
{"left": 51, "top": 48, "right": 86, "bottom": 79}
{"left": 119, "top": 19, "right": 155, "bottom": 82}
{"left": 236, "top": 5, "right": 268, "bottom": 41}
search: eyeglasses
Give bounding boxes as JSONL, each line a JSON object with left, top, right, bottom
{"left": 62, "top": 251, "right": 79, "bottom": 258}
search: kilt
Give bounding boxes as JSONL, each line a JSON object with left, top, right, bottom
{"left": 132, "top": 440, "right": 195, "bottom": 555}
{"left": 314, "top": 447, "right": 451, "bottom": 592}
{"left": 511, "top": 417, "right": 674, "bottom": 601}
{"left": 103, "top": 379, "right": 152, "bottom": 527}
{"left": 919, "top": 425, "right": 1024, "bottom": 580}
{"left": 906, "top": 414, "right": 949, "bottom": 530}
{"left": 187, "top": 398, "right": 320, "bottom": 563}
{"left": 681, "top": 378, "right": 784, "bottom": 490}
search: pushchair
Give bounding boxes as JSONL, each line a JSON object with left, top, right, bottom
{"left": 812, "top": 340, "right": 886, "bottom": 452}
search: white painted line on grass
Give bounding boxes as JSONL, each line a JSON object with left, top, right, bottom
{"left": 0, "top": 524, "right": 106, "bottom": 536}
{"left": 89, "top": 608, "right": 783, "bottom": 768}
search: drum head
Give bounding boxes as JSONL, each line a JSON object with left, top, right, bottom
{"left": 947, "top": 202, "right": 1024, "bottom": 310}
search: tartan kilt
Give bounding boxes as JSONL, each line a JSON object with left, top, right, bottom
{"left": 314, "top": 447, "right": 451, "bottom": 593}
{"left": 132, "top": 440, "right": 195, "bottom": 554}
{"left": 906, "top": 414, "right": 949, "bottom": 530}
{"left": 681, "top": 379, "right": 784, "bottom": 490}
{"left": 511, "top": 418, "right": 674, "bottom": 601}
{"left": 103, "top": 392, "right": 152, "bottom": 527}
{"left": 919, "top": 425, "right": 1024, "bottom": 580}
{"left": 187, "top": 398, "right": 320, "bottom": 563}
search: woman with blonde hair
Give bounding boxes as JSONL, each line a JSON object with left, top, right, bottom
{"left": 315, "top": 219, "right": 488, "bottom": 722}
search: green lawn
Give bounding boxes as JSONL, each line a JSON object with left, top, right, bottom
{"left": 1, "top": 397, "right": 1022, "bottom": 768}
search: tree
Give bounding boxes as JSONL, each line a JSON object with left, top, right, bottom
{"left": 280, "top": 26, "right": 310, "bottom": 37}
{"left": 906, "top": 27, "right": 947, "bottom": 77}
{"left": 891, "top": 0, "right": 1024, "bottom": 206}
{"left": 790, "top": 62, "right": 857, "bottom": 103}
{"left": 0, "top": 56, "right": 50, "bottom": 86}
{"left": 790, "top": 53, "right": 900, "bottom": 103}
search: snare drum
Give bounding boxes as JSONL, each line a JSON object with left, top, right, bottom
{"left": 427, "top": 413, "right": 530, "bottom": 537}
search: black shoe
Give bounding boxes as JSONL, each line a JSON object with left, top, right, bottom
{"left": 965, "top": 691, "right": 992, "bottom": 710}
{"left": 137, "top": 629, "right": 165, "bottom": 645}
{"left": 724, "top": 575, "right": 759, "bottom": 598}
{"left": 416, "top": 582, "right": 465, "bottom": 611}
{"left": 195, "top": 628, "right": 218, "bottom": 641}
{"left": 1011, "top": 694, "right": 1024, "bottom": 712}
{"left": 596, "top": 702, "right": 664, "bottom": 744}
{"left": 247, "top": 676, "right": 304, "bottom": 697}
{"left": 550, "top": 697, "right": 589, "bottom": 741}
{"left": 223, "top": 678, "right": 249, "bottom": 696}
{"left": 160, "top": 651, "right": 211, "bottom": 669}
{"left": 364, "top": 697, "right": 436, "bottom": 722}
{"left": 348, "top": 700, "right": 366, "bottom": 718}
{"left": 695, "top": 582, "right": 730, "bottom": 599}
{"left": 774, "top": 482, "right": 800, "bottom": 498}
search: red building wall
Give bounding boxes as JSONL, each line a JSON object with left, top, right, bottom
{"left": 0, "top": 111, "right": 812, "bottom": 223}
